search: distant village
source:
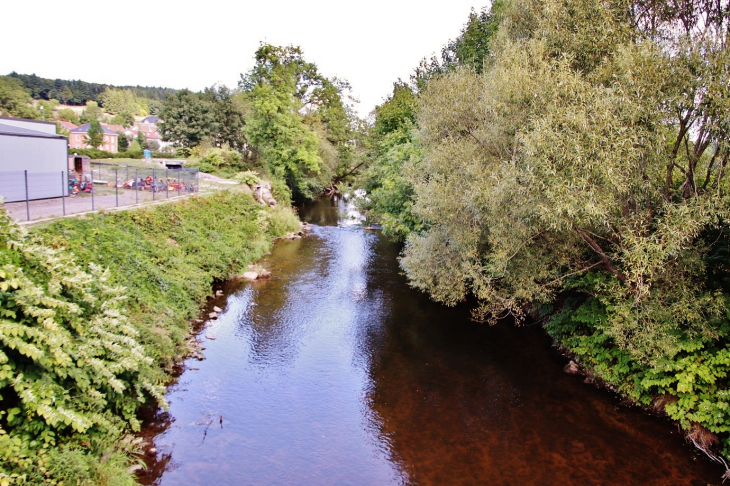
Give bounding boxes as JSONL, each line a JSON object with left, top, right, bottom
{"left": 59, "top": 115, "right": 168, "bottom": 154}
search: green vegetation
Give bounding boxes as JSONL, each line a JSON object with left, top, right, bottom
{"left": 0, "top": 76, "right": 41, "bottom": 120}
{"left": 158, "top": 44, "right": 363, "bottom": 203}
{"left": 7, "top": 72, "right": 174, "bottom": 107}
{"left": 0, "top": 191, "right": 300, "bottom": 484}
{"left": 85, "top": 119, "right": 104, "bottom": 148}
{"left": 359, "top": 0, "right": 730, "bottom": 467}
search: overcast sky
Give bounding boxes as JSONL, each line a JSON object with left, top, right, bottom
{"left": 2, "top": 0, "right": 487, "bottom": 117}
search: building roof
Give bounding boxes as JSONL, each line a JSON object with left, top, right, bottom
{"left": 0, "top": 115, "right": 57, "bottom": 128}
{"left": 141, "top": 116, "right": 160, "bottom": 124}
{"left": 102, "top": 124, "right": 125, "bottom": 134}
{"left": 58, "top": 121, "right": 78, "bottom": 130}
{"left": 70, "top": 123, "right": 117, "bottom": 136}
{"left": 0, "top": 123, "right": 67, "bottom": 140}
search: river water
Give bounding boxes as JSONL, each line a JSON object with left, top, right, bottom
{"left": 139, "top": 197, "right": 723, "bottom": 485}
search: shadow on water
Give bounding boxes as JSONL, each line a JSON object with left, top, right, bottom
{"left": 139, "top": 196, "right": 724, "bottom": 485}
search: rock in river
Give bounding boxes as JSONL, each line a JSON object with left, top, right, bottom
{"left": 242, "top": 271, "right": 259, "bottom": 280}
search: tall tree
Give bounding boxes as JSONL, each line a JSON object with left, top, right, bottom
{"left": 158, "top": 89, "right": 215, "bottom": 148}
{"left": 85, "top": 118, "right": 104, "bottom": 148}
{"left": 240, "top": 44, "right": 334, "bottom": 200}
{"left": 202, "top": 84, "right": 246, "bottom": 150}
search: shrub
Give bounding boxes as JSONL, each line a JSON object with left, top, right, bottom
{"left": 233, "top": 170, "right": 261, "bottom": 186}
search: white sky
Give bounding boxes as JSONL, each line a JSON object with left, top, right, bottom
{"left": 1, "top": 0, "right": 486, "bottom": 117}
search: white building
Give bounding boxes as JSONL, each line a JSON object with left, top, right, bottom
{"left": 0, "top": 117, "right": 69, "bottom": 202}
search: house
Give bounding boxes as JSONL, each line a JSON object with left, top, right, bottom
{"left": 68, "top": 123, "right": 118, "bottom": 153}
{"left": 0, "top": 116, "right": 68, "bottom": 202}
{"left": 140, "top": 116, "right": 160, "bottom": 126}
{"left": 57, "top": 120, "right": 78, "bottom": 132}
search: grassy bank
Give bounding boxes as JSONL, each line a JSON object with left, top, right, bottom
{"left": 0, "top": 191, "right": 300, "bottom": 484}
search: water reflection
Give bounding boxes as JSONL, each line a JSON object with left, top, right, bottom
{"left": 140, "top": 198, "right": 723, "bottom": 485}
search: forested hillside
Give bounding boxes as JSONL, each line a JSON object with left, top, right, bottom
{"left": 361, "top": 0, "right": 730, "bottom": 469}
{"left": 7, "top": 72, "right": 175, "bottom": 106}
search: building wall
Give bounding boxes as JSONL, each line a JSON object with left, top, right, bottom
{"left": 68, "top": 132, "right": 118, "bottom": 153}
{"left": 0, "top": 134, "right": 68, "bottom": 202}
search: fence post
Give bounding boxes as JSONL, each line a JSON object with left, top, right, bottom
{"left": 115, "top": 169, "right": 119, "bottom": 207}
{"left": 61, "top": 171, "right": 66, "bottom": 216}
{"left": 91, "top": 168, "right": 95, "bottom": 211}
{"left": 153, "top": 168, "right": 156, "bottom": 201}
{"left": 24, "top": 170, "right": 29, "bottom": 221}
{"left": 135, "top": 169, "right": 138, "bottom": 204}
{"left": 166, "top": 168, "right": 169, "bottom": 199}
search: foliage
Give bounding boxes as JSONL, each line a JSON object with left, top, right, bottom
{"left": 85, "top": 119, "right": 104, "bottom": 148}
{"left": 0, "top": 191, "right": 299, "bottom": 483}
{"left": 158, "top": 89, "right": 215, "bottom": 148}
{"left": 0, "top": 206, "right": 163, "bottom": 482}
{"left": 57, "top": 108, "right": 79, "bottom": 125}
{"left": 202, "top": 85, "right": 247, "bottom": 150}
{"left": 377, "top": 0, "right": 730, "bottom": 463}
{"left": 0, "top": 76, "right": 40, "bottom": 119}
{"left": 233, "top": 170, "right": 261, "bottom": 186}
{"left": 7, "top": 72, "right": 175, "bottom": 106}
{"left": 240, "top": 44, "right": 359, "bottom": 201}
{"left": 125, "top": 141, "right": 142, "bottom": 158}
{"left": 117, "top": 133, "right": 129, "bottom": 152}
{"left": 98, "top": 88, "right": 149, "bottom": 118}
{"left": 68, "top": 147, "right": 140, "bottom": 160}
{"left": 80, "top": 101, "right": 102, "bottom": 123}
{"left": 137, "top": 131, "right": 147, "bottom": 150}
{"left": 111, "top": 112, "right": 134, "bottom": 128}
{"left": 359, "top": 83, "right": 422, "bottom": 239}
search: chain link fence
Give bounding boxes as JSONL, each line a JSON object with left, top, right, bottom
{"left": 1, "top": 163, "right": 199, "bottom": 222}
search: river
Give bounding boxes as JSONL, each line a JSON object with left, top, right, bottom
{"left": 139, "top": 197, "right": 723, "bottom": 485}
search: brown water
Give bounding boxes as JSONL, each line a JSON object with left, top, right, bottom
{"left": 139, "top": 197, "right": 723, "bottom": 485}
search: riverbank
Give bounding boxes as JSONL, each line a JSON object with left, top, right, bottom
{"left": 0, "top": 190, "right": 300, "bottom": 484}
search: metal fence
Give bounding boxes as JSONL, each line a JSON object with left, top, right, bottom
{"left": 1, "top": 164, "right": 199, "bottom": 222}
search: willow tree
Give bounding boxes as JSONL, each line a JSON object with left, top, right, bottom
{"left": 401, "top": 0, "right": 730, "bottom": 363}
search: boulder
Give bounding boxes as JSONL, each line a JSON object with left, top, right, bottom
{"left": 215, "top": 290, "right": 224, "bottom": 297}
{"left": 208, "top": 312, "right": 218, "bottom": 319}
{"left": 242, "top": 271, "right": 259, "bottom": 280}
{"left": 564, "top": 360, "right": 580, "bottom": 375}
{"left": 213, "top": 306, "right": 222, "bottom": 313}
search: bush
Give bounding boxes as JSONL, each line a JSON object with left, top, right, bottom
{"left": 271, "top": 177, "right": 293, "bottom": 205}
{"left": 233, "top": 170, "right": 261, "bottom": 186}
{"left": 68, "top": 148, "right": 143, "bottom": 160}
{"left": 151, "top": 151, "right": 177, "bottom": 159}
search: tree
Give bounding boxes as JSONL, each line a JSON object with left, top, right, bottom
{"left": 240, "top": 44, "right": 355, "bottom": 200}
{"left": 137, "top": 131, "right": 147, "bottom": 150}
{"left": 158, "top": 89, "right": 215, "bottom": 148}
{"left": 360, "top": 83, "right": 422, "bottom": 238}
{"left": 85, "top": 118, "right": 104, "bottom": 148}
{"left": 111, "top": 111, "right": 134, "bottom": 127}
{"left": 118, "top": 132, "right": 129, "bottom": 151}
{"left": 0, "top": 76, "right": 40, "bottom": 119}
{"left": 57, "top": 108, "right": 79, "bottom": 125}
{"left": 80, "top": 100, "right": 102, "bottom": 123}
{"left": 202, "top": 84, "right": 246, "bottom": 150}
{"left": 400, "top": 0, "right": 730, "bottom": 364}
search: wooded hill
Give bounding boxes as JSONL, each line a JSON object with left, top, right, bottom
{"left": 7, "top": 72, "right": 176, "bottom": 106}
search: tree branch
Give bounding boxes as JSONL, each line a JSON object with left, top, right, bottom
{"left": 574, "top": 225, "right": 628, "bottom": 283}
